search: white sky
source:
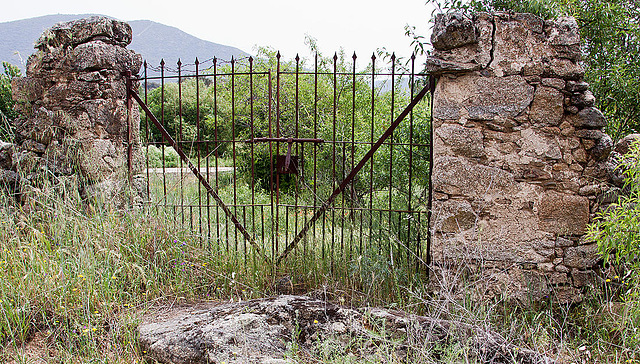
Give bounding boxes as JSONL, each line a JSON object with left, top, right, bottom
{"left": 1, "top": 0, "right": 435, "bottom": 60}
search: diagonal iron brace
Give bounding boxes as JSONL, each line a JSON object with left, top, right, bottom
{"left": 129, "top": 88, "right": 270, "bottom": 264}
{"left": 276, "top": 77, "right": 434, "bottom": 265}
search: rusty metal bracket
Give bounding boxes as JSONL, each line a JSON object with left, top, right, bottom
{"left": 246, "top": 137, "right": 324, "bottom": 175}
{"left": 128, "top": 86, "right": 270, "bottom": 264}
{"left": 284, "top": 141, "right": 293, "bottom": 172}
{"left": 125, "top": 71, "right": 134, "bottom": 183}
{"left": 275, "top": 78, "right": 433, "bottom": 265}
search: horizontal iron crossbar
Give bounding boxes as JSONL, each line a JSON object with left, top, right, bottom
{"left": 245, "top": 137, "right": 324, "bottom": 144}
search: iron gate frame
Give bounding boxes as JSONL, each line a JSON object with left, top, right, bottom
{"left": 125, "top": 52, "right": 434, "bottom": 269}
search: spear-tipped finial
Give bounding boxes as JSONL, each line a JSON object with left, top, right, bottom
{"left": 391, "top": 52, "right": 396, "bottom": 61}
{"left": 194, "top": 57, "right": 199, "bottom": 65}
{"left": 333, "top": 52, "right": 338, "bottom": 61}
{"left": 177, "top": 58, "right": 182, "bottom": 67}
{"left": 160, "top": 58, "right": 165, "bottom": 67}
{"left": 352, "top": 51, "right": 357, "bottom": 60}
{"left": 276, "top": 51, "right": 281, "bottom": 59}
{"left": 249, "top": 56, "right": 254, "bottom": 63}
{"left": 295, "top": 53, "right": 300, "bottom": 62}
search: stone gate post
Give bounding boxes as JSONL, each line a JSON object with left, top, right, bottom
{"left": 427, "top": 12, "right": 612, "bottom": 302}
{"left": 10, "top": 16, "right": 145, "bottom": 207}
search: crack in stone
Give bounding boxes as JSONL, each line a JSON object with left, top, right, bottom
{"left": 485, "top": 14, "right": 497, "bottom": 70}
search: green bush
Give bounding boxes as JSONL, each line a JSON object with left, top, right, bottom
{"left": 146, "top": 145, "right": 180, "bottom": 168}
{"left": 586, "top": 139, "right": 640, "bottom": 356}
{"left": 587, "top": 141, "right": 640, "bottom": 284}
{"left": 0, "top": 62, "right": 20, "bottom": 141}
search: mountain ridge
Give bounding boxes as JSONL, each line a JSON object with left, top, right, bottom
{"left": 0, "top": 14, "right": 249, "bottom": 73}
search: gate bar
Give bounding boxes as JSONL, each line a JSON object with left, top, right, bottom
{"left": 127, "top": 86, "right": 268, "bottom": 263}
{"left": 245, "top": 137, "right": 324, "bottom": 144}
{"left": 276, "top": 77, "right": 434, "bottom": 265}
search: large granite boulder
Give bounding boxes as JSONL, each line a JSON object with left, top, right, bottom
{"left": 138, "top": 295, "right": 556, "bottom": 364}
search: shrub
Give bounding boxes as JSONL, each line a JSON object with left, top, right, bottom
{"left": 146, "top": 145, "right": 180, "bottom": 168}
{"left": 586, "top": 139, "right": 640, "bottom": 356}
{"left": 0, "top": 62, "right": 20, "bottom": 141}
{"left": 587, "top": 140, "right": 640, "bottom": 285}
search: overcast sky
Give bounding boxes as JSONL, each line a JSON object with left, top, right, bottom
{"left": 1, "top": 0, "right": 435, "bottom": 61}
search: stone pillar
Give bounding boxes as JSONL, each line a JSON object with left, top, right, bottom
{"left": 427, "top": 13, "right": 612, "bottom": 302}
{"left": 10, "top": 16, "right": 145, "bottom": 206}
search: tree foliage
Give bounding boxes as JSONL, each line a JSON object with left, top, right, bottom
{"left": 0, "top": 62, "right": 20, "bottom": 140}
{"left": 141, "top": 47, "right": 431, "bottom": 208}
{"left": 427, "top": 0, "right": 640, "bottom": 141}
{"left": 587, "top": 141, "right": 640, "bottom": 287}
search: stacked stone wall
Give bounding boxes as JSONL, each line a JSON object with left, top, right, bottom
{"left": 427, "top": 12, "right": 613, "bottom": 302}
{"left": 7, "top": 16, "right": 145, "bottom": 206}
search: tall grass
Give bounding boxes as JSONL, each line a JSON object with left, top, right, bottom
{"left": 0, "top": 180, "right": 638, "bottom": 362}
{"left": 0, "top": 177, "right": 427, "bottom": 361}
{"left": 0, "top": 185, "right": 274, "bottom": 362}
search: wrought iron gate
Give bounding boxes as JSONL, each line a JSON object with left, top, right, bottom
{"left": 127, "top": 51, "right": 433, "bottom": 272}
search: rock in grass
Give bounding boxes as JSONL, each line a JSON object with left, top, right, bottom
{"left": 138, "top": 295, "right": 557, "bottom": 364}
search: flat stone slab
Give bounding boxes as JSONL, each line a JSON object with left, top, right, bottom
{"left": 138, "top": 295, "right": 556, "bottom": 364}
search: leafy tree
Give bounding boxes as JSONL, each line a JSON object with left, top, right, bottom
{"left": 426, "top": 0, "right": 640, "bottom": 141}
{"left": 0, "top": 62, "right": 21, "bottom": 140}
{"left": 140, "top": 47, "right": 431, "bottom": 211}
{"left": 145, "top": 79, "right": 215, "bottom": 143}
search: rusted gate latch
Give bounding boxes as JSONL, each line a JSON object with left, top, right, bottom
{"left": 245, "top": 137, "right": 324, "bottom": 174}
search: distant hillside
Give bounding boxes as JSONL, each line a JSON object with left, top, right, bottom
{"left": 0, "top": 14, "right": 249, "bottom": 73}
